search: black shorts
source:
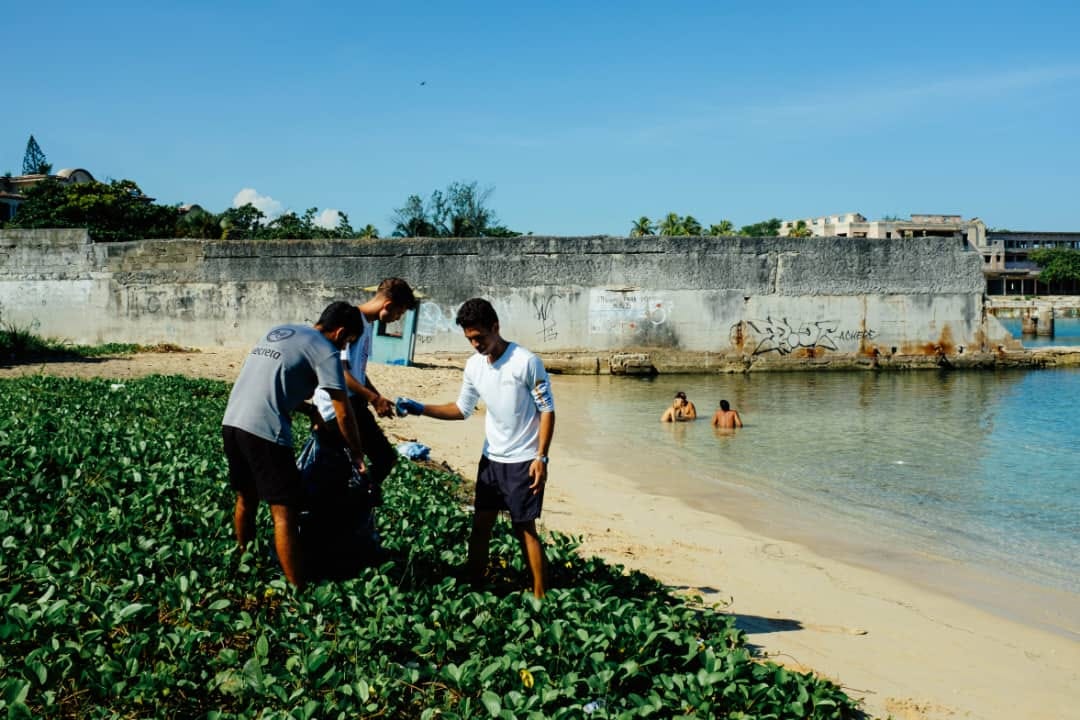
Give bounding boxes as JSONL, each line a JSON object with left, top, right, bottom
{"left": 223, "top": 425, "right": 302, "bottom": 506}
{"left": 475, "top": 456, "right": 543, "bottom": 523}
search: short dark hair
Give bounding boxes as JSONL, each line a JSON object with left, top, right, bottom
{"left": 719, "top": 399, "right": 730, "bottom": 411}
{"left": 675, "top": 391, "right": 687, "bottom": 400}
{"left": 377, "top": 277, "right": 418, "bottom": 310}
{"left": 316, "top": 301, "right": 364, "bottom": 338}
{"left": 456, "top": 298, "right": 498, "bottom": 330}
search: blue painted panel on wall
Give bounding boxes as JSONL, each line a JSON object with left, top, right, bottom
{"left": 370, "top": 308, "right": 418, "bottom": 366}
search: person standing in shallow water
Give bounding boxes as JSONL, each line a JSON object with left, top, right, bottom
{"left": 661, "top": 391, "right": 697, "bottom": 422}
{"left": 711, "top": 399, "right": 743, "bottom": 429}
{"left": 395, "top": 298, "right": 555, "bottom": 598}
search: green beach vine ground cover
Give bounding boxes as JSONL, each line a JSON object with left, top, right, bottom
{"left": 0, "top": 375, "right": 862, "bottom": 719}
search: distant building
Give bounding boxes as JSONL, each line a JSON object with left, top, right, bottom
{"left": 983, "top": 231, "right": 1080, "bottom": 295}
{"left": 779, "top": 212, "right": 987, "bottom": 248}
{"left": 779, "top": 211, "right": 1080, "bottom": 295}
{"left": 0, "top": 168, "right": 97, "bottom": 222}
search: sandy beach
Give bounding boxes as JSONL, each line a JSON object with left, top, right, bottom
{"left": 5, "top": 348, "right": 1079, "bottom": 720}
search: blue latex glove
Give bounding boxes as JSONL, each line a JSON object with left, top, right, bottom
{"left": 395, "top": 397, "right": 425, "bottom": 417}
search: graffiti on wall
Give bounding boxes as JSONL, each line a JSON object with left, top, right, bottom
{"left": 588, "top": 288, "right": 670, "bottom": 336}
{"left": 415, "top": 301, "right": 461, "bottom": 343}
{"left": 532, "top": 294, "right": 560, "bottom": 343}
{"left": 731, "top": 317, "right": 878, "bottom": 356}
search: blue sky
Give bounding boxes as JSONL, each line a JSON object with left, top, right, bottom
{"left": 5, "top": 1, "right": 1078, "bottom": 235}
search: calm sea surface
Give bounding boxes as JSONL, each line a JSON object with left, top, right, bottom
{"left": 549, "top": 368, "right": 1080, "bottom": 633}
{"left": 998, "top": 316, "right": 1080, "bottom": 347}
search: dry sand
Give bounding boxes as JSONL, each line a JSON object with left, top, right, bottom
{"left": 5, "top": 348, "right": 1079, "bottom": 720}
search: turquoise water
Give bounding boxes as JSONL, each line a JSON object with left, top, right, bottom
{"left": 998, "top": 317, "right": 1080, "bottom": 347}
{"left": 551, "top": 370, "right": 1080, "bottom": 607}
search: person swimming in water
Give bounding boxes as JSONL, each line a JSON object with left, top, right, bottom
{"left": 711, "top": 399, "right": 743, "bottom": 429}
{"left": 661, "top": 391, "right": 697, "bottom": 422}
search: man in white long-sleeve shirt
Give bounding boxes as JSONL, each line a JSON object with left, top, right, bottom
{"left": 396, "top": 298, "right": 555, "bottom": 598}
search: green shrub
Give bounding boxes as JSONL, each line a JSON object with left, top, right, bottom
{"left": 0, "top": 376, "right": 860, "bottom": 719}
{"left": 0, "top": 317, "right": 140, "bottom": 361}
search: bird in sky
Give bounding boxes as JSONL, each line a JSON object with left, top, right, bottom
{"left": 419, "top": 81, "right": 426, "bottom": 86}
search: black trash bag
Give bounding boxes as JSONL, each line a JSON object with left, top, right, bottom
{"left": 296, "top": 430, "right": 382, "bottom": 581}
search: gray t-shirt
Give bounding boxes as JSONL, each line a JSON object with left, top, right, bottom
{"left": 222, "top": 324, "right": 346, "bottom": 446}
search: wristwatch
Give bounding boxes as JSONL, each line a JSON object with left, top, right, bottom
{"left": 537, "top": 455, "right": 549, "bottom": 464}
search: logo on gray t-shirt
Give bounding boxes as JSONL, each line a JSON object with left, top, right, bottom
{"left": 267, "top": 328, "right": 296, "bottom": 342}
{"left": 222, "top": 324, "right": 346, "bottom": 446}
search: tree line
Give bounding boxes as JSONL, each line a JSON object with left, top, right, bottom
{"left": 3, "top": 156, "right": 518, "bottom": 242}
{"left": 0, "top": 175, "right": 518, "bottom": 243}
{"left": 629, "top": 214, "right": 812, "bottom": 237}
{"left": 3, "top": 135, "right": 522, "bottom": 242}
{"left": 1, "top": 177, "right": 368, "bottom": 243}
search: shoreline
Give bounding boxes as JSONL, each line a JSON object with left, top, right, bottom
{"left": 3, "top": 350, "right": 1078, "bottom": 719}
{"left": 531, "top": 448, "right": 1080, "bottom": 720}
{"left": 593, "top": 444, "right": 1080, "bottom": 641}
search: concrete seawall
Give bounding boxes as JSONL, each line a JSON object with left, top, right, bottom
{"left": 0, "top": 229, "right": 1032, "bottom": 371}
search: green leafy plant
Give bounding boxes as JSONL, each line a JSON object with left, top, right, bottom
{"left": 0, "top": 376, "right": 862, "bottom": 718}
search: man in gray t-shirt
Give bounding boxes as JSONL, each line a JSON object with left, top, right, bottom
{"left": 222, "top": 301, "right": 366, "bottom": 588}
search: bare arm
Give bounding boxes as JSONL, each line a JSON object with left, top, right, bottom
{"left": 365, "top": 377, "right": 395, "bottom": 418}
{"left": 343, "top": 369, "right": 368, "bottom": 397}
{"left": 528, "top": 410, "right": 555, "bottom": 493}
{"left": 418, "top": 401, "right": 466, "bottom": 421}
{"left": 343, "top": 362, "right": 395, "bottom": 418}
{"left": 326, "top": 388, "right": 366, "bottom": 469}
{"left": 733, "top": 410, "right": 743, "bottom": 428}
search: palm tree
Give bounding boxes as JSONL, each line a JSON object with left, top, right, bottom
{"left": 682, "top": 215, "right": 703, "bottom": 236}
{"left": 630, "top": 216, "right": 655, "bottom": 237}
{"left": 787, "top": 220, "right": 813, "bottom": 238}
{"left": 658, "top": 212, "right": 685, "bottom": 237}
{"left": 358, "top": 224, "right": 379, "bottom": 239}
{"left": 708, "top": 220, "right": 735, "bottom": 236}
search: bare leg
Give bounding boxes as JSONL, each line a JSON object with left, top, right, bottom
{"left": 270, "top": 504, "right": 305, "bottom": 589}
{"left": 513, "top": 520, "right": 546, "bottom": 599}
{"left": 234, "top": 491, "right": 257, "bottom": 548}
{"left": 466, "top": 510, "right": 499, "bottom": 582}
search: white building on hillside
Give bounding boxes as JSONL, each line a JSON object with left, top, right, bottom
{"left": 780, "top": 212, "right": 986, "bottom": 249}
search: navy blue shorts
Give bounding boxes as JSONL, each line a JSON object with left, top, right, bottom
{"left": 223, "top": 425, "right": 302, "bottom": 507}
{"left": 475, "top": 456, "right": 544, "bottom": 523}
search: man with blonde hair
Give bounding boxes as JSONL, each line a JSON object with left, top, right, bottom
{"left": 313, "top": 278, "right": 418, "bottom": 501}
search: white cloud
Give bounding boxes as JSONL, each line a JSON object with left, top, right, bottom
{"left": 314, "top": 208, "right": 343, "bottom": 229}
{"left": 233, "top": 188, "right": 284, "bottom": 219}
